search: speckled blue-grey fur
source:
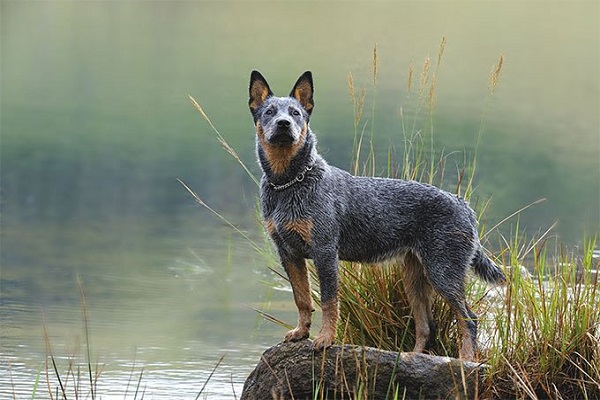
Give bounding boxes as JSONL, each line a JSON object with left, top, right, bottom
{"left": 249, "top": 70, "right": 506, "bottom": 360}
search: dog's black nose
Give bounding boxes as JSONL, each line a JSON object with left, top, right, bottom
{"left": 277, "top": 119, "right": 291, "bottom": 128}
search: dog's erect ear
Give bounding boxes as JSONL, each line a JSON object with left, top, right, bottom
{"left": 249, "top": 70, "right": 273, "bottom": 115}
{"left": 290, "top": 71, "right": 314, "bottom": 115}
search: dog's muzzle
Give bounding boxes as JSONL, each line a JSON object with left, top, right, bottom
{"left": 268, "top": 119, "right": 296, "bottom": 146}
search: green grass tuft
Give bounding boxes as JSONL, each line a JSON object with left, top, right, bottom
{"left": 487, "top": 237, "right": 599, "bottom": 398}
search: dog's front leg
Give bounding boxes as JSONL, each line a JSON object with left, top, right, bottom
{"left": 312, "top": 252, "right": 339, "bottom": 350}
{"left": 283, "top": 256, "right": 314, "bottom": 342}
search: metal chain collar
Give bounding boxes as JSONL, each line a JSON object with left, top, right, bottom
{"left": 269, "top": 164, "right": 314, "bottom": 191}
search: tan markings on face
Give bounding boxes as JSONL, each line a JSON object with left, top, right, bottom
{"left": 256, "top": 121, "right": 308, "bottom": 175}
{"left": 255, "top": 120, "right": 265, "bottom": 140}
{"left": 284, "top": 217, "right": 313, "bottom": 244}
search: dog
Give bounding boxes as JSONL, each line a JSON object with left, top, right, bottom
{"left": 248, "top": 70, "right": 505, "bottom": 361}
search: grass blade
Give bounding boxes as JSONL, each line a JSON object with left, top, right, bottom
{"left": 77, "top": 276, "right": 95, "bottom": 400}
{"left": 177, "top": 178, "right": 263, "bottom": 254}
{"left": 194, "top": 355, "right": 225, "bottom": 400}
{"left": 250, "top": 307, "right": 294, "bottom": 331}
{"left": 482, "top": 198, "right": 547, "bottom": 240}
{"left": 188, "top": 95, "right": 259, "bottom": 186}
{"left": 43, "top": 321, "right": 67, "bottom": 400}
{"left": 133, "top": 368, "right": 144, "bottom": 400}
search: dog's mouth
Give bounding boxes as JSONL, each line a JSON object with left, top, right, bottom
{"left": 268, "top": 130, "right": 296, "bottom": 147}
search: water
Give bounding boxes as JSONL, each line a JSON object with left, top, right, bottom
{"left": 1, "top": 217, "right": 294, "bottom": 398}
{"left": 1, "top": 2, "right": 598, "bottom": 398}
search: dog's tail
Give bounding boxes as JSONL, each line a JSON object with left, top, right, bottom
{"left": 471, "top": 248, "right": 506, "bottom": 284}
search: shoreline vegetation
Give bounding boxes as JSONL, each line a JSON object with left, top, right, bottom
{"left": 25, "top": 40, "right": 598, "bottom": 399}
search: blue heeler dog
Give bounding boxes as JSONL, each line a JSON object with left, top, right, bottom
{"left": 248, "top": 70, "right": 506, "bottom": 360}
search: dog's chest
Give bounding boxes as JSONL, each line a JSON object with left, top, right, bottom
{"left": 262, "top": 192, "right": 315, "bottom": 252}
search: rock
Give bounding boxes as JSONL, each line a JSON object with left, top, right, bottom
{"left": 241, "top": 341, "right": 487, "bottom": 399}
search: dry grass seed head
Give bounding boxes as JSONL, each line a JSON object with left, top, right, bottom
{"left": 489, "top": 54, "right": 504, "bottom": 94}
{"left": 407, "top": 60, "right": 414, "bottom": 93}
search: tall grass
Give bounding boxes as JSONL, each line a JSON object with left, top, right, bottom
{"left": 487, "top": 237, "right": 599, "bottom": 398}
{"left": 186, "top": 39, "right": 599, "bottom": 399}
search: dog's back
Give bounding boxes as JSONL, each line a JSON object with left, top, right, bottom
{"left": 328, "top": 168, "right": 478, "bottom": 264}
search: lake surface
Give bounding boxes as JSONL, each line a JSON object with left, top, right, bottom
{"left": 1, "top": 2, "right": 598, "bottom": 398}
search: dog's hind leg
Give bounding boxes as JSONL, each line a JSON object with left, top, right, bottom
{"left": 401, "top": 252, "right": 436, "bottom": 353}
{"left": 425, "top": 265, "right": 478, "bottom": 361}
{"left": 456, "top": 306, "right": 478, "bottom": 361}
{"left": 283, "top": 257, "right": 314, "bottom": 342}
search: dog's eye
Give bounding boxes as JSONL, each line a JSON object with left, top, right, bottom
{"left": 292, "top": 109, "right": 301, "bottom": 117}
{"left": 265, "top": 108, "right": 274, "bottom": 115}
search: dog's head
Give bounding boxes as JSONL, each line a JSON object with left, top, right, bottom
{"left": 249, "top": 71, "right": 314, "bottom": 147}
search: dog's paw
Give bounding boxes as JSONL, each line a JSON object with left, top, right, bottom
{"left": 284, "top": 327, "right": 310, "bottom": 342}
{"left": 311, "top": 332, "right": 335, "bottom": 350}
